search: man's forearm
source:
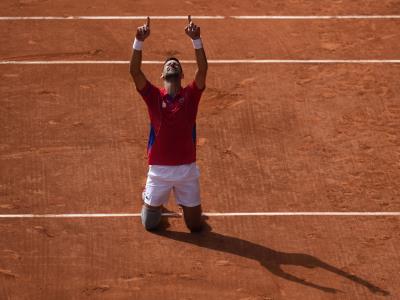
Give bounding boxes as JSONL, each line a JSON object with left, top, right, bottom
{"left": 130, "top": 48, "right": 147, "bottom": 91}
{"left": 130, "top": 49, "right": 143, "bottom": 77}
{"left": 185, "top": 16, "right": 207, "bottom": 89}
{"left": 195, "top": 47, "right": 208, "bottom": 75}
{"left": 130, "top": 17, "right": 150, "bottom": 91}
{"left": 193, "top": 40, "right": 207, "bottom": 89}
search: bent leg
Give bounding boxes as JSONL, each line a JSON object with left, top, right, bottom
{"left": 141, "top": 170, "right": 172, "bottom": 231}
{"left": 181, "top": 204, "right": 203, "bottom": 232}
{"left": 174, "top": 179, "right": 202, "bottom": 232}
{"left": 141, "top": 203, "right": 162, "bottom": 231}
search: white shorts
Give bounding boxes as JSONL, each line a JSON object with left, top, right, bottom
{"left": 142, "top": 162, "right": 201, "bottom": 207}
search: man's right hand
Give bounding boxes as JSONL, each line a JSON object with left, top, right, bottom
{"left": 136, "top": 16, "right": 150, "bottom": 41}
{"left": 130, "top": 17, "right": 150, "bottom": 91}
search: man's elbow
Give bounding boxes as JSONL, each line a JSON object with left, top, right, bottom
{"left": 198, "top": 62, "right": 208, "bottom": 75}
{"left": 204, "top": 65, "right": 208, "bottom": 74}
{"left": 203, "top": 61, "right": 208, "bottom": 71}
{"left": 129, "top": 64, "right": 141, "bottom": 78}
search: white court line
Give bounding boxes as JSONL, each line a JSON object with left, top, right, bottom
{"left": 0, "top": 16, "right": 225, "bottom": 20}
{"left": 0, "top": 212, "right": 400, "bottom": 218}
{"left": 1, "top": 15, "right": 400, "bottom": 20}
{"left": 1, "top": 60, "right": 400, "bottom": 65}
{"left": 232, "top": 15, "right": 400, "bottom": 19}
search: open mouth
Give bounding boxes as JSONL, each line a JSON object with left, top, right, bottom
{"left": 164, "top": 73, "right": 180, "bottom": 81}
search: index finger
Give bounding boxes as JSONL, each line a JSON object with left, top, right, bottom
{"left": 146, "top": 16, "right": 150, "bottom": 27}
{"left": 188, "top": 15, "right": 192, "bottom": 23}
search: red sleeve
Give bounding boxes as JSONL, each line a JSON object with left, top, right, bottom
{"left": 186, "top": 80, "right": 205, "bottom": 105}
{"left": 136, "top": 80, "right": 161, "bottom": 106}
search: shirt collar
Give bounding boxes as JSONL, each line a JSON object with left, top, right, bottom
{"left": 161, "top": 86, "right": 183, "bottom": 102}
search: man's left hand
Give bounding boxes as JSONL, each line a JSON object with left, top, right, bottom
{"left": 185, "top": 15, "right": 201, "bottom": 40}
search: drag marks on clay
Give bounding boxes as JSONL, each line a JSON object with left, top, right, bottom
{"left": 0, "top": 268, "right": 17, "bottom": 279}
{"left": 198, "top": 64, "right": 400, "bottom": 212}
{"left": 0, "top": 250, "right": 21, "bottom": 261}
{"left": 292, "top": 65, "right": 400, "bottom": 211}
{"left": 200, "top": 87, "right": 243, "bottom": 114}
{"left": 3, "top": 49, "right": 104, "bottom": 61}
{"left": 82, "top": 285, "right": 111, "bottom": 296}
{"left": 2, "top": 18, "right": 400, "bottom": 61}
{"left": 1, "top": 64, "right": 399, "bottom": 213}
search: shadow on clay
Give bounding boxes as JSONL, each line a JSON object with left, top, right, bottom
{"left": 152, "top": 216, "right": 389, "bottom": 296}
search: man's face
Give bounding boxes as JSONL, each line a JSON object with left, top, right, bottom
{"left": 162, "top": 60, "right": 183, "bottom": 95}
{"left": 163, "top": 60, "right": 182, "bottom": 75}
{"left": 162, "top": 60, "right": 182, "bottom": 80}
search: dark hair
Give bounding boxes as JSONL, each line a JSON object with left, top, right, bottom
{"left": 164, "top": 56, "right": 181, "bottom": 65}
{"left": 164, "top": 57, "right": 183, "bottom": 72}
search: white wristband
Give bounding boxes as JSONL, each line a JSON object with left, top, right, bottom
{"left": 192, "top": 38, "right": 203, "bottom": 49}
{"left": 133, "top": 38, "right": 143, "bottom": 51}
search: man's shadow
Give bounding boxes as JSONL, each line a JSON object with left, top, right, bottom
{"left": 153, "top": 217, "right": 389, "bottom": 296}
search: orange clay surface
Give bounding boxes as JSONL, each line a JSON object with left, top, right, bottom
{"left": 1, "top": 1, "right": 400, "bottom": 299}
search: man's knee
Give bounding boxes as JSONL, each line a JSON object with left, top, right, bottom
{"left": 181, "top": 204, "right": 203, "bottom": 232}
{"left": 141, "top": 205, "right": 162, "bottom": 231}
{"left": 186, "top": 219, "right": 203, "bottom": 232}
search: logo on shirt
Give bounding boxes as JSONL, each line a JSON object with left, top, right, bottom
{"left": 161, "top": 96, "right": 184, "bottom": 109}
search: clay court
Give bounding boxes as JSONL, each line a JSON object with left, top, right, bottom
{"left": 1, "top": 1, "right": 400, "bottom": 299}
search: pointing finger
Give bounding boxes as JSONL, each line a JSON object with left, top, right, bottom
{"left": 188, "top": 15, "right": 192, "bottom": 24}
{"left": 146, "top": 16, "right": 150, "bottom": 27}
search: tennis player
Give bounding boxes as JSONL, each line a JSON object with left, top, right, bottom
{"left": 129, "top": 16, "right": 208, "bottom": 232}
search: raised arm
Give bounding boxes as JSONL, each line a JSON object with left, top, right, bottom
{"left": 130, "top": 17, "right": 150, "bottom": 91}
{"left": 185, "top": 15, "right": 208, "bottom": 90}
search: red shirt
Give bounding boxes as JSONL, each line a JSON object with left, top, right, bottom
{"left": 137, "top": 80, "right": 204, "bottom": 165}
